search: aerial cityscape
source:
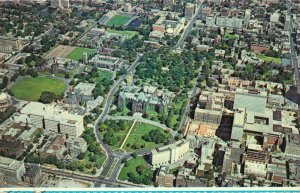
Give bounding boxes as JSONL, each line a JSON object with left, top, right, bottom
{"left": 0, "top": 0, "right": 300, "bottom": 188}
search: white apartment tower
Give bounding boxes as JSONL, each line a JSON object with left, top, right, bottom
{"left": 244, "top": 9, "right": 251, "bottom": 26}
{"left": 51, "top": 0, "right": 70, "bottom": 9}
{"left": 163, "top": 0, "right": 175, "bottom": 9}
{"left": 185, "top": 3, "right": 196, "bottom": 19}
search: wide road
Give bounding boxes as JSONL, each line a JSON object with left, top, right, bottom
{"left": 175, "top": 1, "right": 205, "bottom": 49}
{"left": 178, "top": 67, "right": 204, "bottom": 131}
{"left": 41, "top": 167, "right": 144, "bottom": 187}
{"left": 73, "top": 22, "right": 98, "bottom": 44}
{"left": 94, "top": 55, "right": 142, "bottom": 178}
{"left": 286, "top": 0, "right": 300, "bottom": 129}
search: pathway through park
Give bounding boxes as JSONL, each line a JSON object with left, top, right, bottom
{"left": 120, "top": 120, "right": 137, "bottom": 150}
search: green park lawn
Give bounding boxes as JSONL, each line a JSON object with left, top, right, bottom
{"left": 101, "top": 120, "right": 134, "bottom": 149}
{"left": 123, "top": 122, "right": 171, "bottom": 152}
{"left": 118, "top": 156, "right": 154, "bottom": 181}
{"left": 67, "top": 47, "right": 95, "bottom": 61}
{"left": 224, "top": 32, "right": 238, "bottom": 39}
{"left": 107, "top": 29, "right": 139, "bottom": 39}
{"left": 106, "top": 15, "right": 131, "bottom": 27}
{"left": 257, "top": 54, "right": 281, "bottom": 65}
{"left": 11, "top": 76, "right": 67, "bottom": 101}
{"left": 93, "top": 69, "right": 113, "bottom": 82}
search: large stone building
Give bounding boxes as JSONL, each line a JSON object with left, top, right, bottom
{"left": 89, "top": 55, "right": 124, "bottom": 71}
{"left": 0, "top": 156, "right": 26, "bottom": 183}
{"left": 118, "top": 85, "right": 173, "bottom": 114}
{"left": 0, "top": 36, "right": 21, "bottom": 51}
{"left": 151, "top": 139, "right": 190, "bottom": 167}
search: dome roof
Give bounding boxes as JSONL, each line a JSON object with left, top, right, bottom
{"left": 166, "top": 28, "right": 174, "bottom": 34}
{"left": 0, "top": 93, "right": 9, "bottom": 101}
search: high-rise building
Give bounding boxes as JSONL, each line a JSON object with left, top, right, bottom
{"left": 50, "top": 0, "right": 69, "bottom": 9}
{"left": 185, "top": 3, "right": 196, "bottom": 19}
{"left": 163, "top": 0, "right": 175, "bottom": 9}
{"left": 244, "top": 9, "right": 251, "bottom": 26}
{"left": 285, "top": 15, "right": 291, "bottom": 31}
{"left": 124, "top": 3, "right": 132, "bottom": 12}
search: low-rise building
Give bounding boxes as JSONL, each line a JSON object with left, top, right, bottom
{"left": 24, "top": 164, "right": 42, "bottom": 187}
{"left": 285, "top": 133, "right": 300, "bottom": 159}
{"left": 73, "top": 82, "right": 96, "bottom": 101}
{"left": 155, "top": 166, "right": 174, "bottom": 187}
{"left": 152, "top": 16, "right": 186, "bottom": 37}
{"left": 0, "top": 156, "right": 26, "bottom": 183}
{"left": 0, "top": 93, "right": 12, "bottom": 112}
{"left": 66, "top": 136, "right": 88, "bottom": 157}
{"left": 216, "top": 17, "right": 243, "bottom": 29}
{"left": 244, "top": 144, "right": 269, "bottom": 178}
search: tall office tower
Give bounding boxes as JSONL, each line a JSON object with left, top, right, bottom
{"left": 60, "top": 0, "right": 70, "bottom": 8}
{"left": 185, "top": 3, "right": 196, "bottom": 19}
{"left": 163, "top": 0, "right": 175, "bottom": 9}
{"left": 124, "top": 3, "right": 132, "bottom": 12}
{"left": 51, "top": 0, "right": 69, "bottom": 8}
{"left": 285, "top": 15, "right": 291, "bottom": 31}
{"left": 244, "top": 9, "right": 251, "bottom": 26}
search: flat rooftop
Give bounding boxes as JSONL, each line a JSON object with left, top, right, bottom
{"left": 234, "top": 92, "right": 267, "bottom": 113}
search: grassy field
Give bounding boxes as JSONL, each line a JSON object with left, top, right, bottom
{"left": 118, "top": 156, "right": 153, "bottom": 181}
{"left": 123, "top": 122, "right": 170, "bottom": 152}
{"left": 107, "top": 29, "right": 139, "bottom": 39}
{"left": 257, "top": 54, "right": 281, "bottom": 65}
{"left": 93, "top": 70, "right": 113, "bottom": 82}
{"left": 106, "top": 15, "right": 131, "bottom": 27}
{"left": 67, "top": 47, "right": 95, "bottom": 61}
{"left": 224, "top": 32, "right": 238, "bottom": 39}
{"left": 11, "top": 77, "right": 67, "bottom": 101}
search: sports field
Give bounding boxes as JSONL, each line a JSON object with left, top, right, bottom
{"left": 67, "top": 47, "right": 95, "bottom": 61}
{"left": 46, "top": 45, "right": 76, "bottom": 58}
{"left": 106, "top": 15, "right": 131, "bottom": 27}
{"left": 11, "top": 77, "right": 67, "bottom": 101}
